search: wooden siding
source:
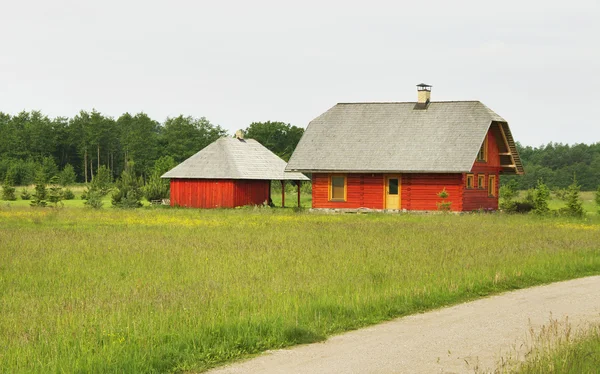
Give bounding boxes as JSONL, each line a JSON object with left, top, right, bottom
{"left": 463, "top": 127, "right": 502, "bottom": 211}
{"left": 233, "top": 180, "right": 270, "bottom": 207}
{"left": 312, "top": 173, "right": 463, "bottom": 211}
{"left": 401, "top": 174, "right": 463, "bottom": 211}
{"left": 312, "top": 173, "right": 384, "bottom": 209}
{"left": 170, "top": 179, "right": 270, "bottom": 208}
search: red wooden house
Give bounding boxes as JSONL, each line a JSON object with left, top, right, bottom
{"left": 162, "top": 135, "right": 308, "bottom": 208}
{"left": 286, "top": 84, "right": 524, "bottom": 212}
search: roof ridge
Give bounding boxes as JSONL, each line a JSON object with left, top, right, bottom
{"left": 336, "top": 100, "right": 482, "bottom": 105}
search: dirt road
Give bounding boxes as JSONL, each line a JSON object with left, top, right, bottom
{"left": 208, "top": 276, "right": 600, "bottom": 374}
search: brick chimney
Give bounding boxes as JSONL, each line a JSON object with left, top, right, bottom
{"left": 417, "top": 83, "right": 432, "bottom": 104}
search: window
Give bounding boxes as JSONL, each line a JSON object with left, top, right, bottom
{"left": 477, "top": 137, "right": 488, "bottom": 162}
{"left": 329, "top": 175, "right": 346, "bottom": 201}
{"left": 477, "top": 174, "right": 485, "bottom": 189}
{"left": 488, "top": 175, "right": 496, "bottom": 197}
{"left": 466, "top": 174, "right": 474, "bottom": 189}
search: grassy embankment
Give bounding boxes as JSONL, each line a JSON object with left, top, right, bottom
{"left": 513, "top": 323, "right": 600, "bottom": 373}
{"left": 0, "top": 206, "right": 599, "bottom": 372}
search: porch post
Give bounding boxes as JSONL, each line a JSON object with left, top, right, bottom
{"left": 297, "top": 181, "right": 301, "bottom": 208}
{"left": 281, "top": 180, "right": 285, "bottom": 208}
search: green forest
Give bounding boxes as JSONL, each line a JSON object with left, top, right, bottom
{"left": 0, "top": 110, "right": 303, "bottom": 185}
{"left": 0, "top": 109, "right": 599, "bottom": 190}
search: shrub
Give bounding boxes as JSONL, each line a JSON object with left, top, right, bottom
{"left": 143, "top": 172, "right": 169, "bottom": 202}
{"left": 47, "top": 177, "right": 64, "bottom": 208}
{"left": 1, "top": 173, "right": 16, "bottom": 201}
{"left": 84, "top": 190, "right": 104, "bottom": 209}
{"left": 62, "top": 188, "right": 75, "bottom": 200}
{"left": 559, "top": 175, "right": 584, "bottom": 217}
{"left": 112, "top": 168, "right": 143, "bottom": 208}
{"left": 533, "top": 179, "right": 550, "bottom": 215}
{"left": 90, "top": 166, "right": 113, "bottom": 196}
{"left": 20, "top": 189, "right": 32, "bottom": 200}
{"left": 30, "top": 170, "right": 48, "bottom": 207}
{"left": 58, "top": 164, "right": 77, "bottom": 186}
{"left": 596, "top": 185, "right": 600, "bottom": 214}
{"left": 499, "top": 179, "right": 518, "bottom": 212}
{"left": 436, "top": 188, "right": 452, "bottom": 212}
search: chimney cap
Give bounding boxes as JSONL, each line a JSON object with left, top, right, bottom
{"left": 416, "top": 83, "right": 432, "bottom": 91}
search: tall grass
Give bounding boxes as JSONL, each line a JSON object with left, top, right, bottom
{"left": 0, "top": 207, "right": 599, "bottom": 372}
{"left": 513, "top": 322, "right": 600, "bottom": 373}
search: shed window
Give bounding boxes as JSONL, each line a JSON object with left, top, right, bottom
{"left": 466, "top": 174, "right": 474, "bottom": 189}
{"left": 329, "top": 175, "right": 346, "bottom": 201}
{"left": 488, "top": 175, "right": 496, "bottom": 197}
{"left": 477, "top": 137, "right": 488, "bottom": 162}
{"left": 477, "top": 175, "right": 485, "bottom": 189}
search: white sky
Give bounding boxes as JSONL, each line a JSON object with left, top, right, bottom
{"left": 1, "top": 0, "right": 599, "bottom": 146}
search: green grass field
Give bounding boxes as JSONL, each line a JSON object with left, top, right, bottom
{"left": 1, "top": 204, "right": 599, "bottom": 373}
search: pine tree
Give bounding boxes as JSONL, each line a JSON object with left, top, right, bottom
{"left": 595, "top": 185, "right": 600, "bottom": 214}
{"left": 1, "top": 172, "right": 16, "bottom": 201}
{"left": 111, "top": 166, "right": 143, "bottom": 208}
{"left": 533, "top": 179, "right": 550, "bottom": 215}
{"left": 30, "top": 170, "right": 48, "bottom": 207}
{"left": 47, "top": 176, "right": 64, "bottom": 208}
{"left": 562, "top": 175, "right": 584, "bottom": 217}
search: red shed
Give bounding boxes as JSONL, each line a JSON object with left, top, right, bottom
{"left": 286, "top": 84, "right": 524, "bottom": 212}
{"left": 162, "top": 136, "right": 308, "bottom": 208}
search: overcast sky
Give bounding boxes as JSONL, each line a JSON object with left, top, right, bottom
{"left": 1, "top": 0, "right": 598, "bottom": 146}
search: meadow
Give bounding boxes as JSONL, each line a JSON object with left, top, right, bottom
{"left": 1, "top": 204, "right": 599, "bottom": 373}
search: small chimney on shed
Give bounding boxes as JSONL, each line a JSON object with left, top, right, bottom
{"left": 235, "top": 130, "right": 244, "bottom": 140}
{"left": 416, "top": 83, "right": 432, "bottom": 104}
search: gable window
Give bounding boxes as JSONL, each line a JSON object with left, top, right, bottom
{"left": 477, "top": 137, "right": 488, "bottom": 162}
{"left": 466, "top": 174, "right": 474, "bottom": 189}
{"left": 488, "top": 175, "right": 496, "bottom": 197}
{"left": 329, "top": 175, "right": 347, "bottom": 201}
{"left": 478, "top": 174, "right": 485, "bottom": 189}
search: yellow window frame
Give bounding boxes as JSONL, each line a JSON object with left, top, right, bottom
{"left": 466, "top": 174, "right": 474, "bottom": 189}
{"left": 328, "top": 174, "right": 347, "bottom": 201}
{"left": 477, "top": 174, "right": 485, "bottom": 189}
{"left": 477, "top": 136, "right": 488, "bottom": 162}
{"left": 488, "top": 175, "right": 497, "bottom": 197}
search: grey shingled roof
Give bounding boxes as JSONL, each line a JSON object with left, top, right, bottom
{"left": 162, "top": 137, "right": 309, "bottom": 180}
{"left": 286, "top": 101, "right": 522, "bottom": 174}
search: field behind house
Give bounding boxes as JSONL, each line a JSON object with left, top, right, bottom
{"left": 1, "top": 207, "right": 599, "bottom": 372}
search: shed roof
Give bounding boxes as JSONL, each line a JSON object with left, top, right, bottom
{"left": 286, "top": 101, "right": 523, "bottom": 174}
{"left": 162, "top": 137, "right": 309, "bottom": 180}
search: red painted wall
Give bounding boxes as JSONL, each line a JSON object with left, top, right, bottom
{"left": 170, "top": 179, "right": 270, "bottom": 208}
{"left": 463, "top": 127, "right": 502, "bottom": 211}
{"left": 312, "top": 173, "right": 463, "bottom": 211}
{"left": 402, "top": 174, "right": 463, "bottom": 211}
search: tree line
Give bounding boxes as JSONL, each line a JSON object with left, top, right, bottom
{"left": 0, "top": 110, "right": 304, "bottom": 185}
{"left": 502, "top": 142, "right": 600, "bottom": 190}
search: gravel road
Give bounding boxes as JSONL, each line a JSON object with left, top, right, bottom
{"left": 208, "top": 276, "right": 600, "bottom": 374}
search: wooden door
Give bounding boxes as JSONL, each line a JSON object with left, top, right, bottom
{"left": 385, "top": 175, "right": 400, "bottom": 209}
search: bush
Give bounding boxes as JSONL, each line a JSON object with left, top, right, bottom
{"left": 62, "top": 188, "right": 75, "bottom": 200}
{"left": 499, "top": 179, "right": 518, "bottom": 212}
{"left": 533, "top": 180, "right": 550, "bottom": 215}
{"left": 90, "top": 166, "right": 113, "bottom": 196}
{"left": 20, "top": 189, "right": 32, "bottom": 200}
{"left": 112, "top": 168, "right": 143, "bottom": 208}
{"left": 1, "top": 173, "right": 16, "bottom": 201}
{"left": 84, "top": 190, "right": 104, "bottom": 209}
{"left": 436, "top": 188, "right": 452, "bottom": 212}
{"left": 596, "top": 185, "right": 600, "bottom": 214}
{"left": 143, "top": 172, "right": 169, "bottom": 202}
{"left": 58, "top": 164, "right": 77, "bottom": 186}
{"left": 559, "top": 176, "right": 584, "bottom": 217}
{"left": 46, "top": 176, "right": 64, "bottom": 208}
{"left": 30, "top": 170, "right": 48, "bottom": 207}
